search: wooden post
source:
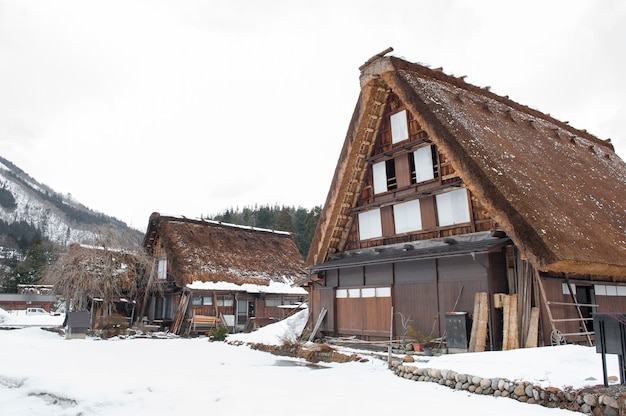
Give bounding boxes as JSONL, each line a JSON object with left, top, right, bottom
{"left": 388, "top": 306, "right": 393, "bottom": 368}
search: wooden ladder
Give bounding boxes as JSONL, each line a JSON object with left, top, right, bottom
{"left": 535, "top": 270, "right": 595, "bottom": 346}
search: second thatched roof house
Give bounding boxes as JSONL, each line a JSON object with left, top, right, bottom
{"left": 141, "top": 213, "right": 307, "bottom": 335}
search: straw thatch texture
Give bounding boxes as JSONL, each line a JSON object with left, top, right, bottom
{"left": 307, "top": 56, "right": 626, "bottom": 278}
{"left": 145, "top": 213, "right": 306, "bottom": 287}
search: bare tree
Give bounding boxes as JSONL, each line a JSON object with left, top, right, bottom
{"left": 44, "top": 228, "right": 154, "bottom": 324}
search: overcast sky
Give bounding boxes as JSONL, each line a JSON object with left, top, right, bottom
{"left": 1, "top": 0, "right": 624, "bottom": 231}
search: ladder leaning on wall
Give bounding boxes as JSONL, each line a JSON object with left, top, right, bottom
{"left": 534, "top": 270, "right": 595, "bottom": 346}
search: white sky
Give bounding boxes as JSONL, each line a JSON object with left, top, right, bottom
{"left": 1, "top": 0, "right": 625, "bottom": 231}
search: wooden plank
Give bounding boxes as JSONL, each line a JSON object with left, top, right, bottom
{"left": 309, "top": 307, "right": 328, "bottom": 342}
{"left": 468, "top": 292, "right": 481, "bottom": 352}
{"left": 469, "top": 292, "right": 488, "bottom": 352}
{"left": 525, "top": 307, "right": 540, "bottom": 348}
{"left": 475, "top": 292, "right": 489, "bottom": 352}
{"left": 502, "top": 294, "right": 520, "bottom": 350}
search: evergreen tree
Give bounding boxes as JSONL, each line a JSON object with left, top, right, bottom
{"left": 275, "top": 208, "right": 294, "bottom": 233}
{"left": 2, "top": 234, "right": 51, "bottom": 293}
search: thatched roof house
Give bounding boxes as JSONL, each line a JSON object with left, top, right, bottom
{"left": 142, "top": 213, "right": 306, "bottom": 334}
{"left": 302, "top": 51, "right": 626, "bottom": 348}
{"left": 308, "top": 54, "right": 626, "bottom": 278}
{"left": 144, "top": 213, "right": 306, "bottom": 286}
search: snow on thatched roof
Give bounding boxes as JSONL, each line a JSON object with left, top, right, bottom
{"left": 308, "top": 54, "right": 626, "bottom": 278}
{"left": 144, "top": 213, "right": 306, "bottom": 287}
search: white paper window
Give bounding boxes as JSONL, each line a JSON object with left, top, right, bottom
{"left": 391, "top": 110, "right": 409, "bottom": 143}
{"left": 336, "top": 289, "right": 348, "bottom": 298}
{"left": 617, "top": 286, "right": 626, "bottom": 297}
{"left": 594, "top": 285, "right": 606, "bottom": 296}
{"left": 358, "top": 209, "right": 382, "bottom": 240}
{"left": 413, "top": 146, "right": 435, "bottom": 183}
{"left": 373, "top": 161, "right": 387, "bottom": 194}
{"left": 361, "top": 288, "right": 376, "bottom": 298}
{"left": 157, "top": 259, "right": 167, "bottom": 279}
{"left": 376, "top": 287, "right": 391, "bottom": 297}
{"left": 393, "top": 199, "right": 422, "bottom": 234}
{"left": 562, "top": 283, "right": 577, "bottom": 295}
{"left": 348, "top": 288, "right": 361, "bottom": 298}
{"left": 606, "top": 285, "right": 618, "bottom": 296}
{"left": 203, "top": 296, "right": 213, "bottom": 306}
{"left": 436, "top": 189, "right": 470, "bottom": 226}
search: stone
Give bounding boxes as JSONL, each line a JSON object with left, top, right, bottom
{"left": 480, "top": 378, "right": 492, "bottom": 389}
{"left": 430, "top": 368, "right": 442, "bottom": 379}
{"left": 583, "top": 394, "right": 597, "bottom": 407}
{"left": 525, "top": 384, "right": 534, "bottom": 398}
{"left": 471, "top": 376, "right": 482, "bottom": 386}
{"left": 527, "top": 398, "right": 537, "bottom": 404}
{"left": 501, "top": 390, "right": 510, "bottom": 398}
{"left": 602, "top": 395, "right": 619, "bottom": 409}
{"left": 456, "top": 373, "right": 467, "bottom": 383}
{"left": 518, "top": 395, "right": 528, "bottom": 402}
{"left": 514, "top": 384, "right": 527, "bottom": 397}
{"left": 497, "top": 379, "right": 505, "bottom": 390}
{"left": 604, "top": 406, "right": 619, "bottom": 416}
{"left": 491, "top": 378, "right": 500, "bottom": 390}
{"left": 493, "top": 390, "right": 502, "bottom": 397}
{"left": 475, "top": 387, "right": 483, "bottom": 394}
{"left": 468, "top": 385, "right": 477, "bottom": 393}
{"left": 581, "top": 403, "right": 591, "bottom": 414}
{"left": 403, "top": 355, "right": 414, "bottom": 363}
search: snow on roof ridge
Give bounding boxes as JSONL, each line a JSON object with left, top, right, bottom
{"left": 165, "top": 214, "right": 292, "bottom": 236}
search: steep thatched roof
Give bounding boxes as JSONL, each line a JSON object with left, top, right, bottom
{"left": 143, "top": 213, "right": 306, "bottom": 287}
{"left": 307, "top": 54, "right": 626, "bottom": 278}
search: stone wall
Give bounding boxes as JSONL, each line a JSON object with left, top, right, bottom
{"left": 392, "top": 361, "right": 626, "bottom": 415}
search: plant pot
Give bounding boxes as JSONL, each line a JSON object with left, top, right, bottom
{"left": 413, "top": 342, "right": 424, "bottom": 352}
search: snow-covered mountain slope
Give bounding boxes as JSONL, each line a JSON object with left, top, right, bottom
{"left": 0, "top": 156, "right": 141, "bottom": 246}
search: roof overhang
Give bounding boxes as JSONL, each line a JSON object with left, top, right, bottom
{"left": 308, "top": 233, "right": 510, "bottom": 273}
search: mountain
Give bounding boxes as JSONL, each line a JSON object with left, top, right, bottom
{"left": 0, "top": 155, "right": 143, "bottom": 250}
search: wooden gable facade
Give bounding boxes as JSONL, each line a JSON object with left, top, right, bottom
{"left": 301, "top": 52, "right": 626, "bottom": 350}
{"left": 142, "top": 213, "right": 307, "bottom": 335}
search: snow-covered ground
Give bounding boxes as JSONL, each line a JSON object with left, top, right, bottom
{"left": 0, "top": 308, "right": 619, "bottom": 415}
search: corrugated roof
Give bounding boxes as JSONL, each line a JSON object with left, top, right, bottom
{"left": 309, "top": 234, "right": 509, "bottom": 271}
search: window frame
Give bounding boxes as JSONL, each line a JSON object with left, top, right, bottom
{"left": 390, "top": 110, "right": 409, "bottom": 144}
{"left": 436, "top": 188, "right": 471, "bottom": 227}
{"left": 393, "top": 199, "right": 423, "bottom": 234}
{"left": 358, "top": 209, "right": 383, "bottom": 240}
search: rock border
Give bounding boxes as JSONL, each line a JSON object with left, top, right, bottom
{"left": 392, "top": 361, "right": 625, "bottom": 415}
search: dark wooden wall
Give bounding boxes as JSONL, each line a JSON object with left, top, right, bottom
{"left": 317, "top": 252, "right": 505, "bottom": 344}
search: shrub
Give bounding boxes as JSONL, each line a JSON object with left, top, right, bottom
{"left": 209, "top": 325, "right": 229, "bottom": 341}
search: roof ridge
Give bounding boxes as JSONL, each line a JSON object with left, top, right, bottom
{"left": 363, "top": 55, "right": 614, "bottom": 152}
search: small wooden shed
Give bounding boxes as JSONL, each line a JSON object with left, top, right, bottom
{"left": 65, "top": 311, "right": 91, "bottom": 340}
